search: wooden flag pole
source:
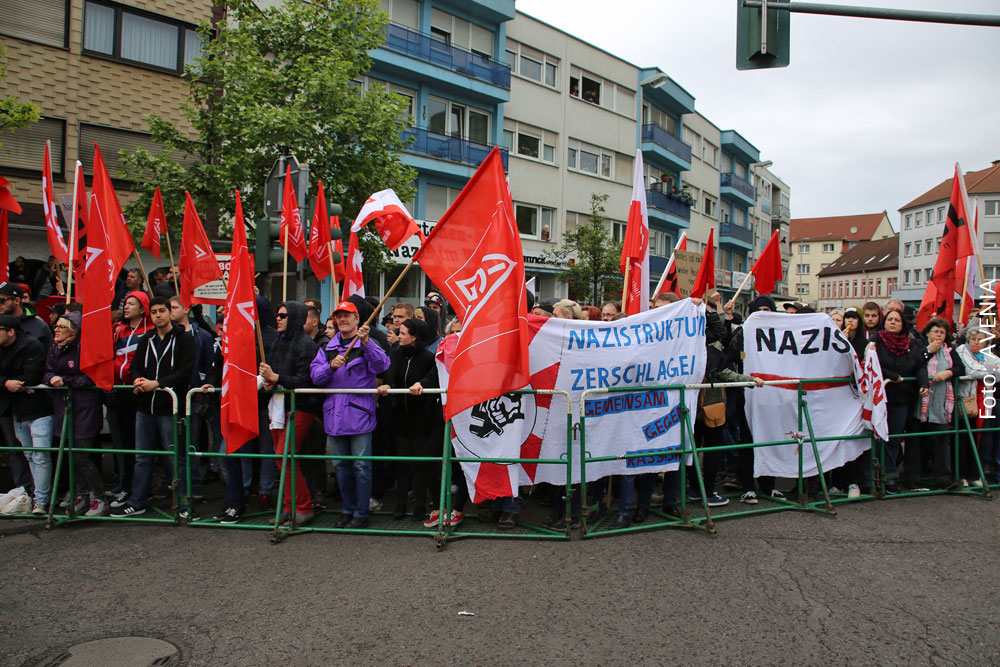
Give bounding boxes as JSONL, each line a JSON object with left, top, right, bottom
{"left": 727, "top": 270, "right": 754, "bottom": 308}
{"left": 66, "top": 177, "right": 79, "bottom": 305}
{"left": 328, "top": 239, "right": 339, "bottom": 307}
{"left": 621, "top": 257, "right": 631, "bottom": 307}
{"left": 164, "top": 231, "right": 180, "bottom": 295}
{"left": 958, "top": 260, "right": 971, "bottom": 324}
{"left": 342, "top": 257, "right": 416, "bottom": 355}
{"left": 282, "top": 226, "right": 289, "bottom": 303}
{"left": 131, "top": 248, "right": 150, "bottom": 297}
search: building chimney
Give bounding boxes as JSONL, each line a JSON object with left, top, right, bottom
{"left": 993, "top": 159, "right": 1000, "bottom": 167}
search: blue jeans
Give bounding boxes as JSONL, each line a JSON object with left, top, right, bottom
{"left": 14, "top": 416, "right": 53, "bottom": 505}
{"left": 491, "top": 495, "right": 523, "bottom": 514}
{"left": 212, "top": 407, "right": 252, "bottom": 495}
{"left": 257, "top": 408, "right": 275, "bottom": 495}
{"left": 329, "top": 433, "right": 373, "bottom": 518}
{"left": 131, "top": 412, "right": 187, "bottom": 510}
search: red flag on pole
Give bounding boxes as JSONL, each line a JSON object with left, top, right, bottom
{"left": 919, "top": 165, "right": 975, "bottom": 329}
{"left": 343, "top": 229, "right": 365, "bottom": 297}
{"left": 956, "top": 200, "right": 979, "bottom": 325}
{"left": 91, "top": 144, "right": 135, "bottom": 275}
{"left": 690, "top": 228, "right": 716, "bottom": 299}
{"left": 0, "top": 176, "right": 21, "bottom": 215}
{"left": 79, "top": 179, "right": 116, "bottom": 390}
{"left": 653, "top": 232, "right": 687, "bottom": 298}
{"left": 221, "top": 190, "right": 260, "bottom": 453}
{"left": 141, "top": 187, "right": 167, "bottom": 259}
{"left": 414, "top": 147, "right": 530, "bottom": 421}
{"left": 331, "top": 216, "right": 345, "bottom": 284}
{"left": 0, "top": 176, "right": 21, "bottom": 282}
{"left": 620, "top": 149, "right": 650, "bottom": 315}
{"left": 42, "top": 142, "right": 69, "bottom": 264}
{"left": 279, "top": 166, "right": 307, "bottom": 262}
{"left": 351, "top": 188, "right": 423, "bottom": 251}
{"left": 307, "top": 180, "right": 333, "bottom": 280}
{"left": 178, "top": 192, "right": 222, "bottom": 307}
{"left": 751, "top": 229, "right": 783, "bottom": 296}
{"left": 70, "top": 162, "right": 89, "bottom": 292}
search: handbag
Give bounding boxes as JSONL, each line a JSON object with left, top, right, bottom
{"left": 963, "top": 395, "right": 978, "bottom": 417}
{"left": 699, "top": 390, "right": 726, "bottom": 428}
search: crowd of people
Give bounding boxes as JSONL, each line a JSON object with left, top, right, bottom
{"left": 1, "top": 260, "right": 998, "bottom": 532}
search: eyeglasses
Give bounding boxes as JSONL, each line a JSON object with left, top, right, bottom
{"left": 0, "top": 296, "right": 10, "bottom": 303}
{"left": 276, "top": 313, "right": 288, "bottom": 319}
{"left": 53, "top": 324, "right": 69, "bottom": 330}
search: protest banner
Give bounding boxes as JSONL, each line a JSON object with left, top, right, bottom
{"left": 671, "top": 249, "right": 701, "bottom": 297}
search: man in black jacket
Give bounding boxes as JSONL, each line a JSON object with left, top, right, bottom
{"left": 0, "top": 282, "right": 51, "bottom": 350}
{"left": 112, "top": 297, "right": 195, "bottom": 518}
{"left": 0, "top": 315, "right": 53, "bottom": 513}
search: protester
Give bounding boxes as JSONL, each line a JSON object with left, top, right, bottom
{"left": 0, "top": 314, "right": 53, "bottom": 514}
{"left": 304, "top": 306, "right": 329, "bottom": 347}
{"left": 861, "top": 301, "right": 882, "bottom": 342}
{"left": 44, "top": 312, "right": 107, "bottom": 515}
{"left": 581, "top": 305, "right": 601, "bottom": 321}
{"left": 310, "top": 300, "right": 390, "bottom": 529}
{"left": 554, "top": 299, "right": 583, "bottom": 320}
{"left": 412, "top": 307, "right": 442, "bottom": 353}
{"left": 600, "top": 301, "right": 621, "bottom": 321}
{"left": 912, "top": 318, "right": 964, "bottom": 491}
{"left": 956, "top": 326, "right": 1000, "bottom": 485}
{"left": 386, "top": 302, "right": 414, "bottom": 346}
{"left": 828, "top": 308, "right": 844, "bottom": 329}
{"left": 0, "top": 282, "right": 52, "bottom": 350}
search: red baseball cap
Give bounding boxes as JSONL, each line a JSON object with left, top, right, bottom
{"left": 333, "top": 300, "right": 358, "bottom": 315}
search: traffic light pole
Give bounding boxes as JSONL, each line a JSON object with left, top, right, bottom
{"left": 741, "top": 1, "right": 1000, "bottom": 27}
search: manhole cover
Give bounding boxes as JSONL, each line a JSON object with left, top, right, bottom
{"left": 29, "top": 636, "right": 183, "bottom": 667}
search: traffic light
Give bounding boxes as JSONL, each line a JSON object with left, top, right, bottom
{"left": 329, "top": 203, "right": 343, "bottom": 266}
{"left": 736, "top": 0, "right": 790, "bottom": 70}
{"left": 254, "top": 217, "right": 283, "bottom": 273}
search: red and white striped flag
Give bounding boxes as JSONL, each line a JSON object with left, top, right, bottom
{"left": 351, "top": 188, "right": 423, "bottom": 250}
{"left": 620, "top": 149, "right": 649, "bottom": 315}
{"left": 42, "top": 141, "right": 69, "bottom": 264}
{"left": 343, "top": 229, "right": 365, "bottom": 297}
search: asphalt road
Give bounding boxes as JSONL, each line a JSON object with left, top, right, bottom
{"left": 1, "top": 495, "right": 998, "bottom": 666}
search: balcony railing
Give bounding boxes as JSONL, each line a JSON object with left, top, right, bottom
{"left": 382, "top": 23, "right": 511, "bottom": 89}
{"left": 645, "top": 187, "right": 692, "bottom": 221}
{"left": 774, "top": 203, "right": 791, "bottom": 220}
{"left": 760, "top": 198, "right": 772, "bottom": 215}
{"left": 403, "top": 127, "right": 508, "bottom": 170}
{"left": 720, "top": 172, "right": 755, "bottom": 199}
{"left": 641, "top": 124, "right": 692, "bottom": 163}
{"left": 720, "top": 221, "right": 753, "bottom": 244}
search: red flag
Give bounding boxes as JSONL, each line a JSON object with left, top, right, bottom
{"left": 620, "top": 150, "right": 650, "bottom": 315}
{"left": 279, "top": 166, "right": 307, "bottom": 262}
{"left": 751, "top": 229, "right": 783, "bottom": 296}
{"left": 79, "top": 179, "right": 116, "bottom": 390}
{"left": 343, "top": 229, "right": 365, "bottom": 297}
{"left": 70, "top": 161, "right": 89, "bottom": 292}
{"left": 178, "top": 192, "right": 222, "bottom": 307}
{"left": 42, "top": 142, "right": 69, "bottom": 264}
{"left": 331, "top": 216, "right": 345, "bottom": 284}
{"left": 0, "top": 175, "right": 21, "bottom": 215}
{"left": 414, "top": 147, "right": 530, "bottom": 421}
{"left": 956, "top": 201, "right": 978, "bottom": 325}
{"left": 141, "top": 187, "right": 167, "bottom": 259}
{"left": 221, "top": 191, "right": 260, "bottom": 454}
{"left": 920, "top": 165, "right": 975, "bottom": 329}
{"left": 0, "top": 176, "right": 19, "bottom": 282}
{"left": 653, "top": 232, "right": 687, "bottom": 298}
{"left": 351, "top": 188, "right": 423, "bottom": 251}
{"left": 690, "top": 228, "right": 715, "bottom": 299}
{"left": 307, "top": 180, "right": 333, "bottom": 280}
{"left": 91, "top": 144, "right": 135, "bottom": 275}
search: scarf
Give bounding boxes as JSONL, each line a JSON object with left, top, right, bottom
{"left": 877, "top": 329, "right": 910, "bottom": 356}
{"left": 919, "top": 345, "right": 954, "bottom": 422}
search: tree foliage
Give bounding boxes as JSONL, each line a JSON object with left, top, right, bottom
{"left": 542, "top": 193, "right": 623, "bottom": 305}
{"left": 0, "top": 45, "right": 41, "bottom": 147}
{"left": 119, "top": 0, "right": 416, "bottom": 271}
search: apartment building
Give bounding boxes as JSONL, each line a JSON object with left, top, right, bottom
{"left": 816, "top": 236, "right": 899, "bottom": 311}
{"left": 753, "top": 167, "right": 791, "bottom": 298}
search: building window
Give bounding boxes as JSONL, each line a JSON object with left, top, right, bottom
{"left": 83, "top": 1, "right": 205, "bottom": 75}
{"left": 506, "top": 40, "right": 558, "bottom": 88}
{"left": 514, "top": 203, "right": 553, "bottom": 239}
{"left": 876, "top": 278, "right": 882, "bottom": 297}
{"left": 903, "top": 269, "right": 910, "bottom": 284}
{"left": 567, "top": 139, "right": 614, "bottom": 178}
{"left": 0, "top": 116, "right": 66, "bottom": 176}
{"left": 702, "top": 142, "right": 718, "bottom": 168}
{"left": 937, "top": 206, "right": 945, "bottom": 223}
{"left": 822, "top": 243, "right": 835, "bottom": 253}
{"left": 505, "top": 121, "right": 556, "bottom": 164}
{"left": 78, "top": 123, "right": 194, "bottom": 178}
{"left": 904, "top": 214, "right": 912, "bottom": 229}
{"left": 985, "top": 200, "right": 1000, "bottom": 216}
{"left": 926, "top": 209, "right": 934, "bottom": 225}
{"left": 904, "top": 242, "right": 911, "bottom": 257}
{"left": 925, "top": 268, "right": 932, "bottom": 281}
{"left": 1, "top": 0, "right": 68, "bottom": 48}
{"left": 427, "top": 96, "right": 490, "bottom": 144}
{"left": 983, "top": 232, "right": 1000, "bottom": 248}
{"left": 926, "top": 240, "right": 933, "bottom": 254}
{"left": 853, "top": 280, "right": 859, "bottom": 297}
{"left": 796, "top": 264, "right": 810, "bottom": 275}
{"left": 703, "top": 195, "right": 716, "bottom": 218}
{"left": 796, "top": 284, "right": 808, "bottom": 296}
{"left": 569, "top": 67, "right": 602, "bottom": 105}
{"left": 798, "top": 243, "right": 810, "bottom": 254}
{"left": 915, "top": 211, "right": 923, "bottom": 227}
{"left": 914, "top": 243, "right": 921, "bottom": 256}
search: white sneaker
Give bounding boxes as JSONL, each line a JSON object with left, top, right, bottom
{"left": 828, "top": 486, "right": 842, "bottom": 495}
{"left": 72, "top": 495, "right": 88, "bottom": 514}
{"left": 369, "top": 497, "right": 383, "bottom": 512}
{"left": 971, "top": 479, "right": 984, "bottom": 488}
{"left": 1, "top": 494, "right": 31, "bottom": 515}
{"left": 847, "top": 484, "right": 861, "bottom": 499}
{"left": 58, "top": 492, "right": 71, "bottom": 509}
{"left": 85, "top": 499, "right": 108, "bottom": 516}
{"left": 740, "top": 491, "right": 759, "bottom": 505}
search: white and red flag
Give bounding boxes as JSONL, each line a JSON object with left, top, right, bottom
{"left": 42, "top": 141, "right": 69, "bottom": 264}
{"left": 221, "top": 191, "right": 260, "bottom": 453}
{"left": 80, "top": 176, "right": 116, "bottom": 390}
{"left": 620, "top": 150, "right": 649, "bottom": 315}
{"left": 91, "top": 144, "right": 135, "bottom": 275}
{"left": 653, "top": 231, "right": 687, "bottom": 298}
{"left": 351, "top": 188, "right": 424, "bottom": 250}
{"left": 343, "top": 229, "right": 365, "bottom": 297}
{"left": 178, "top": 192, "right": 222, "bottom": 307}
{"left": 279, "top": 166, "right": 308, "bottom": 262}
{"left": 414, "top": 146, "right": 530, "bottom": 422}
{"left": 141, "top": 187, "right": 167, "bottom": 259}
{"left": 307, "top": 180, "right": 335, "bottom": 280}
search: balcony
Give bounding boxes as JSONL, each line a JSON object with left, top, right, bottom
{"left": 380, "top": 23, "right": 511, "bottom": 91}
{"left": 772, "top": 203, "right": 791, "bottom": 221}
{"left": 641, "top": 123, "right": 692, "bottom": 173}
{"left": 720, "top": 171, "right": 755, "bottom": 207}
{"left": 402, "top": 127, "right": 508, "bottom": 172}
{"left": 760, "top": 198, "right": 771, "bottom": 215}
{"left": 645, "top": 187, "right": 691, "bottom": 230}
{"left": 720, "top": 221, "right": 754, "bottom": 249}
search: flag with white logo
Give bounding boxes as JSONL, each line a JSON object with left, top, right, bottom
{"left": 343, "top": 229, "right": 365, "bottom": 298}
{"left": 178, "top": 191, "right": 222, "bottom": 307}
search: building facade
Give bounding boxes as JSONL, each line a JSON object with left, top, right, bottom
{"left": 816, "top": 236, "right": 899, "bottom": 312}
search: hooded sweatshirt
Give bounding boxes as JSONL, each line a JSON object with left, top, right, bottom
{"left": 129, "top": 320, "right": 195, "bottom": 415}
{"left": 113, "top": 290, "right": 153, "bottom": 384}
{"left": 266, "top": 301, "right": 320, "bottom": 414}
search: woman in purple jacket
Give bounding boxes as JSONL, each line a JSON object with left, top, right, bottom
{"left": 310, "top": 301, "right": 390, "bottom": 529}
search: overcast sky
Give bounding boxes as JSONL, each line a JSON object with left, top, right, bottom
{"left": 515, "top": 0, "right": 1000, "bottom": 226}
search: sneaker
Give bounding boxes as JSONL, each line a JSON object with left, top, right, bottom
{"left": 847, "top": 484, "right": 861, "bottom": 499}
{"left": 770, "top": 489, "right": 786, "bottom": 499}
{"left": 828, "top": 486, "right": 842, "bottom": 495}
{"left": 722, "top": 477, "right": 742, "bottom": 491}
{"left": 334, "top": 513, "right": 353, "bottom": 528}
{"left": 662, "top": 503, "right": 680, "bottom": 518}
{"left": 58, "top": 492, "right": 71, "bottom": 509}
{"left": 960, "top": 478, "right": 969, "bottom": 488}
{"left": 883, "top": 482, "right": 901, "bottom": 495}
{"left": 633, "top": 506, "right": 650, "bottom": 523}
{"left": 610, "top": 514, "right": 632, "bottom": 529}
{"left": 72, "top": 495, "right": 88, "bottom": 514}
{"left": 109, "top": 490, "right": 130, "bottom": 508}
{"left": 214, "top": 507, "right": 244, "bottom": 525}
{"left": 369, "top": 497, "right": 383, "bottom": 512}
{"left": 650, "top": 491, "right": 664, "bottom": 504}
{"left": 740, "top": 491, "right": 759, "bottom": 505}
{"left": 478, "top": 507, "right": 502, "bottom": 523}
{"left": 541, "top": 515, "right": 580, "bottom": 530}
{"left": 705, "top": 493, "right": 730, "bottom": 507}
{"left": 971, "top": 479, "right": 984, "bottom": 488}
{"left": 286, "top": 512, "right": 313, "bottom": 526}
{"left": 192, "top": 493, "right": 207, "bottom": 502}
{"left": 178, "top": 509, "right": 201, "bottom": 521}
{"left": 497, "top": 512, "right": 519, "bottom": 530}
{"left": 110, "top": 505, "right": 146, "bottom": 518}
{"left": 423, "top": 510, "right": 441, "bottom": 528}
{"left": 258, "top": 493, "right": 273, "bottom": 511}
{"left": 85, "top": 499, "right": 108, "bottom": 517}
{"left": 687, "top": 489, "right": 703, "bottom": 502}
{"left": 31, "top": 502, "right": 49, "bottom": 515}
{"left": 346, "top": 516, "right": 369, "bottom": 529}
{"left": 445, "top": 510, "right": 464, "bottom": 527}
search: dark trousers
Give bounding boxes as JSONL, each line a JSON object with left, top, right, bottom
{"left": 907, "top": 422, "right": 953, "bottom": 487}
{"left": 691, "top": 421, "right": 726, "bottom": 496}
{"left": 106, "top": 391, "right": 138, "bottom": 493}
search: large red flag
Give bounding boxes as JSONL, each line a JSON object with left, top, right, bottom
{"left": 141, "top": 187, "right": 167, "bottom": 259}
{"left": 70, "top": 162, "right": 88, "bottom": 292}
{"left": 956, "top": 200, "right": 979, "bottom": 325}
{"left": 920, "top": 165, "right": 975, "bottom": 329}
{"left": 79, "top": 180, "right": 116, "bottom": 390}
{"left": 343, "top": 229, "right": 364, "bottom": 297}
{"left": 751, "top": 229, "right": 783, "bottom": 296}
{"left": 91, "top": 144, "right": 135, "bottom": 275}
{"left": 279, "top": 166, "right": 308, "bottom": 262}
{"left": 690, "top": 228, "right": 715, "bottom": 299}
{"left": 307, "top": 180, "right": 333, "bottom": 280}
{"left": 221, "top": 190, "right": 260, "bottom": 454}
{"left": 0, "top": 176, "right": 21, "bottom": 283}
{"left": 414, "top": 147, "right": 530, "bottom": 421}
{"left": 42, "top": 142, "right": 69, "bottom": 264}
{"left": 178, "top": 192, "right": 222, "bottom": 307}
{"left": 620, "top": 149, "right": 649, "bottom": 315}
{"left": 351, "top": 188, "right": 423, "bottom": 250}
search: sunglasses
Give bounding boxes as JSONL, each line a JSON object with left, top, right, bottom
{"left": 276, "top": 313, "right": 288, "bottom": 319}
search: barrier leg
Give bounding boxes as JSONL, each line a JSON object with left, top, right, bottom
{"left": 435, "top": 424, "right": 451, "bottom": 550}
{"left": 959, "top": 403, "right": 992, "bottom": 499}
{"left": 799, "top": 398, "right": 835, "bottom": 515}
{"left": 680, "top": 405, "right": 715, "bottom": 535}
{"left": 270, "top": 415, "right": 292, "bottom": 544}
{"left": 45, "top": 405, "right": 71, "bottom": 530}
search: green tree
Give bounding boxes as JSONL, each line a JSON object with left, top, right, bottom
{"left": 543, "top": 193, "right": 623, "bottom": 305}
{"left": 0, "top": 45, "right": 41, "bottom": 147}
{"left": 119, "top": 0, "right": 415, "bottom": 271}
